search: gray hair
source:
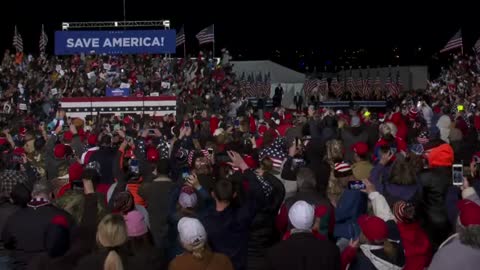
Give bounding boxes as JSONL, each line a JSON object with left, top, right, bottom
{"left": 459, "top": 225, "right": 480, "bottom": 249}
{"left": 31, "top": 181, "right": 53, "bottom": 198}
{"left": 297, "top": 168, "right": 316, "bottom": 192}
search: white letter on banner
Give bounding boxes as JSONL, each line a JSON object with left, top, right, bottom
{"left": 123, "top": 38, "right": 130, "bottom": 47}
{"left": 131, "top": 37, "right": 139, "bottom": 47}
{"left": 152, "top": 37, "right": 161, "bottom": 47}
{"left": 113, "top": 38, "right": 122, "bottom": 47}
{"left": 75, "top": 39, "right": 84, "bottom": 47}
{"left": 143, "top": 37, "right": 151, "bottom": 46}
{"left": 67, "top": 39, "right": 74, "bottom": 48}
{"left": 103, "top": 39, "right": 112, "bottom": 47}
{"left": 92, "top": 38, "right": 100, "bottom": 47}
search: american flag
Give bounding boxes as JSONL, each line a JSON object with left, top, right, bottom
{"left": 176, "top": 25, "right": 186, "bottom": 46}
{"left": 367, "top": 76, "right": 374, "bottom": 97}
{"left": 347, "top": 75, "right": 355, "bottom": 94}
{"left": 12, "top": 25, "right": 23, "bottom": 53}
{"left": 39, "top": 24, "right": 48, "bottom": 54}
{"left": 303, "top": 78, "right": 319, "bottom": 98}
{"left": 245, "top": 73, "right": 255, "bottom": 97}
{"left": 318, "top": 77, "right": 328, "bottom": 97}
{"left": 259, "top": 137, "right": 287, "bottom": 169}
{"left": 262, "top": 72, "right": 271, "bottom": 97}
{"left": 474, "top": 37, "right": 480, "bottom": 70}
{"left": 331, "top": 77, "right": 343, "bottom": 97}
{"left": 440, "top": 29, "right": 462, "bottom": 53}
{"left": 374, "top": 76, "right": 382, "bottom": 98}
{"left": 196, "top": 25, "right": 215, "bottom": 45}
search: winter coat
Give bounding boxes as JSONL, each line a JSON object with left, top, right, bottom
{"left": 277, "top": 190, "right": 332, "bottom": 238}
{"left": 341, "top": 192, "right": 405, "bottom": 270}
{"left": 247, "top": 173, "right": 285, "bottom": 270}
{"left": 74, "top": 247, "right": 161, "bottom": 270}
{"left": 2, "top": 201, "right": 74, "bottom": 270}
{"left": 168, "top": 249, "right": 234, "bottom": 270}
{"left": 340, "top": 127, "right": 368, "bottom": 162}
{"left": 266, "top": 232, "right": 340, "bottom": 270}
{"left": 333, "top": 190, "right": 367, "bottom": 240}
{"left": 428, "top": 234, "right": 480, "bottom": 270}
{"left": 369, "top": 164, "right": 418, "bottom": 205}
{"left": 138, "top": 175, "right": 174, "bottom": 249}
{"left": 26, "top": 194, "right": 98, "bottom": 270}
{"left": 201, "top": 169, "right": 272, "bottom": 270}
{"left": 396, "top": 222, "right": 432, "bottom": 270}
{"left": 415, "top": 167, "right": 453, "bottom": 250}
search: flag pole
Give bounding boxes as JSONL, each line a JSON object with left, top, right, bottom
{"left": 183, "top": 41, "right": 186, "bottom": 59}
{"left": 212, "top": 24, "right": 215, "bottom": 59}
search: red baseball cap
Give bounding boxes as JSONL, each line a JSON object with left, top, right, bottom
{"left": 63, "top": 131, "right": 74, "bottom": 142}
{"left": 358, "top": 215, "right": 388, "bottom": 242}
{"left": 352, "top": 142, "right": 369, "bottom": 156}
{"left": 457, "top": 199, "right": 480, "bottom": 227}
{"left": 54, "top": 144, "right": 67, "bottom": 159}
{"left": 147, "top": 147, "right": 159, "bottom": 162}
{"left": 87, "top": 134, "right": 98, "bottom": 146}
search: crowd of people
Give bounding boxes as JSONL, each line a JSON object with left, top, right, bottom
{"left": 1, "top": 47, "right": 480, "bottom": 270}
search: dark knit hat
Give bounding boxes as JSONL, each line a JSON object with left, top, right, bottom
{"left": 113, "top": 191, "right": 135, "bottom": 214}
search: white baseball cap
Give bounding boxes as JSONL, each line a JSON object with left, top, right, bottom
{"left": 288, "top": 201, "right": 314, "bottom": 230}
{"left": 177, "top": 217, "right": 207, "bottom": 246}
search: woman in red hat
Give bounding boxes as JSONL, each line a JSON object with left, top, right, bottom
{"left": 341, "top": 179, "right": 405, "bottom": 270}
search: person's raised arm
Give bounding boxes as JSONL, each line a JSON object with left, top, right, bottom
{"left": 69, "top": 124, "right": 85, "bottom": 159}
{"left": 135, "top": 129, "right": 153, "bottom": 183}
{"left": 361, "top": 179, "right": 394, "bottom": 222}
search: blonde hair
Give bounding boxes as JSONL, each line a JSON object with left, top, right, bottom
{"left": 182, "top": 241, "right": 207, "bottom": 260}
{"left": 96, "top": 214, "right": 128, "bottom": 270}
{"left": 325, "top": 140, "right": 344, "bottom": 165}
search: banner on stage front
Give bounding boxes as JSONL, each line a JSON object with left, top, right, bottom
{"left": 106, "top": 87, "right": 130, "bottom": 97}
{"left": 55, "top": 30, "right": 176, "bottom": 55}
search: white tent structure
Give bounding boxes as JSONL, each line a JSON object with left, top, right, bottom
{"left": 231, "top": 60, "right": 305, "bottom": 108}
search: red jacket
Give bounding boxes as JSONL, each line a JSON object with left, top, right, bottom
{"left": 397, "top": 222, "right": 432, "bottom": 270}
{"left": 390, "top": 113, "right": 407, "bottom": 141}
{"left": 474, "top": 115, "right": 480, "bottom": 130}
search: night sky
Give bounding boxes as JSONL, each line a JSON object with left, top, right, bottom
{"left": 1, "top": 1, "right": 478, "bottom": 71}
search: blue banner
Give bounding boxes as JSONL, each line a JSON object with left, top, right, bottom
{"left": 106, "top": 88, "right": 130, "bottom": 97}
{"left": 55, "top": 30, "right": 176, "bottom": 55}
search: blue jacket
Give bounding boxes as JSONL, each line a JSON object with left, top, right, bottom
{"left": 334, "top": 189, "right": 367, "bottom": 240}
{"left": 370, "top": 164, "right": 418, "bottom": 205}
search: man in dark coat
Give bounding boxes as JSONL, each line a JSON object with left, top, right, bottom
{"left": 293, "top": 92, "right": 303, "bottom": 112}
{"left": 415, "top": 142, "right": 455, "bottom": 251}
{"left": 266, "top": 200, "right": 340, "bottom": 270}
{"left": 200, "top": 152, "right": 273, "bottom": 270}
{"left": 2, "top": 181, "right": 74, "bottom": 270}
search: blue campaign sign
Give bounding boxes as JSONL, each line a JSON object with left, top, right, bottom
{"left": 106, "top": 88, "right": 130, "bottom": 97}
{"left": 55, "top": 30, "right": 176, "bottom": 55}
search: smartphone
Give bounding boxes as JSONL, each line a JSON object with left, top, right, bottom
{"left": 234, "top": 119, "right": 240, "bottom": 127}
{"left": 348, "top": 180, "right": 366, "bottom": 190}
{"left": 207, "top": 148, "right": 213, "bottom": 155}
{"left": 181, "top": 167, "right": 190, "bottom": 181}
{"left": 452, "top": 164, "right": 464, "bottom": 186}
{"left": 129, "top": 159, "right": 140, "bottom": 174}
{"left": 184, "top": 122, "right": 190, "bottom": 128}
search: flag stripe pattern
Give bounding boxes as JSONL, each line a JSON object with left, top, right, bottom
{"left": 39, "top": 25, "right": 48, "bottom": 53}
{"left": 196, "top": 25, "right": 214, "bottom": 45}
{"left": 176, "top": 26, "right": 185, "bottom": 47}
{"left": 13, "top": 26, "right": 23, "bottom": 53}
{"left": 440, "top": 30, "right": 462, "bottom": 53}
{"left": 259, "top": 137, "right": 287, "bottom": 169}
{"left": 303, "top": 78, "right": 319, "bottom": 98}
